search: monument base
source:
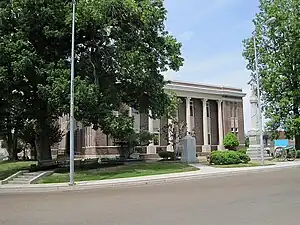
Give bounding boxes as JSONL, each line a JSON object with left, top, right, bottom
{"left": 147, "top": 144, "right": 156, "bottom": 154}
{"left": 247, "top": 145, "right": 271, "bottom": 160}
{"left": 166, "top": 145, "right": 173, "bottom": 151}
{"left": 202, "top": 145, "right": 211, "bottom": 152}
{"left": 181, "top": 135, "right": 198, "bottom": 163}
{"left": 217, "top": 145, "right": 224, "bottom": 150}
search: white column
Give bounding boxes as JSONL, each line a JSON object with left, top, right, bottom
{"left": 167, "top": 118, "right": 173, "bottom": 151}
{"left": 147, "top": 110, "right": 156, "bottom": 154}
{"left": 217, "top": 100, "right": 224, "bottom": 150}
{"left": 202, "top": 98, "right": 210, "bottom": 152}
{"left": 186, "top": 97, "right": 191, "bottom": 134}
{"left": 128, "top": 107, "right": 132, "bottom": 117}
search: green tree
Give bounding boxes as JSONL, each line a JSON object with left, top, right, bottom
{"left": 162, "top": 92, "right": 187, "bottom": 157}
{"left": 0, "top": 0, "right": 183, "bottom": 160}
{"left": 242, "top": 0, "right": 300, "bottom": 149}
{"left": 223, "top": 132, "right": 239, "bottom": 150}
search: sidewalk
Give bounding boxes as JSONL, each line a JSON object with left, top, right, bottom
{"left": 1, "top": 161, "right": 300, "bottom": 194}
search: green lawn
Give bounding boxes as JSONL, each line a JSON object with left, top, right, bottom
{"left": 40, "top": 162, "right": 198, "bottom": 184}
{"left": 0, "top": 161, "right": 36, "bottom": 180}
{"left": 213, "top": 162, "right": 275, "bottom": 168}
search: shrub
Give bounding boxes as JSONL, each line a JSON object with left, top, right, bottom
{"left": 237, "top": 148, "right": 247, "bottom": 154}
{"left": 223, "top": 132, "right": 239, "bottom": 150}
{"left": 158, "top": 151, "right": 175, "bottom": 160}
{"left": 237, "top": 152, "right": 251, "bottom": 163}
{"left": 297, "top": 150, "right": 300, "bottom": 158}
{"left": 209, "top": 150, "right": 250, "bottom": 165}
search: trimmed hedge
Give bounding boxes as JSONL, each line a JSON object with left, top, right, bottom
{"left": 209, "top": 150, "right": 250, "bottom": 165}
{"left": 158, "top": 151, "right": 198, "bottom": 160}
{"left": 158, "top": 151, "right": 175, "bottom": 160}
{"left": 297, "top": 150, "right": 300, "bottom": 158}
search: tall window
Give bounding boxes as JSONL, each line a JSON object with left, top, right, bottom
{"left": 207, "top": 102, "right": 211, "bottom": 145}
{"left": 190, "top": 100, "right": 194, "bottom": 116}
{"left": 152, "top": 119, "right": 160, "bottom": 146}
{"left": 190, "top": 99, "right": 195, "bottom": 131}
{"left": 132, "top": 108, "right": 140, "bottom": 133}
{"left": 231, "top": 102, "right": 238, "bottom": 136}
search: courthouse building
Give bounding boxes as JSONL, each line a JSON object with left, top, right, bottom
{"left": 54, "top": 81, "right": 246, "bottom": 158}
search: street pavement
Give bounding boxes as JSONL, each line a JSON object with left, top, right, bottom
{"left": 1, "top": 168, "right": 300, "bottom": 225}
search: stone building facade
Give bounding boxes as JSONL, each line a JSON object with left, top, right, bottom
{"left": 53, "top": 81, "right": 246, "bottom": 158}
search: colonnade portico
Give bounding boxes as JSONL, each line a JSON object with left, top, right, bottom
{"left": 146, "top": 96, "right": 225, "bottom": 153}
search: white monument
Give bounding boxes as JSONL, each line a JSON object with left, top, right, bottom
{"left": 181, "top": 135, "right": 197, "bottom": 163}
{"left": 0, "top": 140, "right": 9, "bottom": 161}
{"left": 246, "top": 85, "right": 269, "bottom": 160}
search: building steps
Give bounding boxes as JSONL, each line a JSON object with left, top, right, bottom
{"left": 1, "top": 171, "right": 52, "bottom": 185}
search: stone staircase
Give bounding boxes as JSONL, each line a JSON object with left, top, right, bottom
{"left": 1, "top": 171, "right": 52, "bottom": 185}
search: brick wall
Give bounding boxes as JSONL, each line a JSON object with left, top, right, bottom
{"left": 178, "top": 97, "right": 186, "bottom": 123}
{"left": 95, "top": 129, "right": 107, "bottom": 146}
{"left": 237, "top": 102, "right": 245, "bottom": 144}
{"left": 140, "top": 113, "right": 148, "bottom": 131}
{"left": 209, "top": 100, "right": 218, "bottom": 145}
{"left": 194, "top": 99, "right": 203, "bottom": 145}
{"left": 223, "top": 101, "right": 232, "bottom": 136}
{"left": 223, "top": 100, "right": 245, "bottom": 145}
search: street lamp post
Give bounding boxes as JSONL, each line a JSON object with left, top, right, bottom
{"left": 69, "top": 0, "right": 76, "bottom": 186}
{"left": 252, "top": 32, "right": 264, "bottom": 164}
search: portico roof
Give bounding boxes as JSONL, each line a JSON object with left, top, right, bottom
{"left": 165, "top": 80, "right": 247, "bottom": 98}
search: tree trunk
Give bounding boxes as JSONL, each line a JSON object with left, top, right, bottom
{"left": 295, "top": 134, "right": 300, "bottom": 150}
{"left": 7, "top": 132, "right": 13, "bottom": 160}
{"left": 6, "top": 132, "right": 18, "bottom": 161}
{"left": 35, "top": 120, "right": 52, "bottom": 161}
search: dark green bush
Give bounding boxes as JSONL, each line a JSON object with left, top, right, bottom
{"left": 237, "top": 148, "right": 247, "bottom": 154}
{"left": 297, "top": 150, "right": 300, "bottom": 158}
{"left": 223, "top": 132, "right": 239, "bottom": 150}
{"left": 209, "top": 150, "right": 250, "bottom": 165}
{"left": 237, "top": 152, "right": 251, "bottom": 163}
{"left": 158, "top": 151, "right": 175, "bottom": 160}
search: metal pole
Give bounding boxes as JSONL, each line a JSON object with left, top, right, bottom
{"left": 253, "top": 32, "right": 264, "bottom": 164}
{"left": 69, "top": 0, "right": 76, "bottom": 186}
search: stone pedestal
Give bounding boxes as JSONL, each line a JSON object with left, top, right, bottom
{"left": 181, "top": 135, "right": 198, "bottom": 163}
{"left": 147, "top": 144, "right": 156, "bottom": 154}
{"left": 0, "top": 140, "right": 9, "bottom": 160}
{"left": 202, "top": 145, "right": 211, "bottom": 152}
{"left": 217, "top": 145, "right": 224, "bottom": 150}
{"left": 247, "top": 130, "right": 270, "bottom": 160}
{"left": 166, "top": 144, "right": 173, "bottom": 151}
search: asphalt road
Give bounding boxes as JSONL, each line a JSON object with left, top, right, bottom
{"left": 1, "top": 168, "right": 300, "bottom": 225}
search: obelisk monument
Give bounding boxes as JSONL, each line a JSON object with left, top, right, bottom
{"left": 246, "top": 84, "right": 268, "bottom": 160}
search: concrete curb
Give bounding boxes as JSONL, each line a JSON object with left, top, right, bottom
{"left": 1, "top": 163, "right": 300, "bottom": 194}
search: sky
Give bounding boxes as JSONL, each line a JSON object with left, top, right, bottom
{"left": 163, "top": 0, "right": 260, "bottom": 132}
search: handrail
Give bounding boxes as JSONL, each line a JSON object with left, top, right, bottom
{"left": 283, "top": 145, "right": 295, "bottom": 150}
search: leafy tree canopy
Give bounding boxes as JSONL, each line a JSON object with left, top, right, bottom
{"left": 242, "top": 0, "right": 300, "bottom": 148}
{"left": 0, "top": 0, "right": 183, "bottom": 159}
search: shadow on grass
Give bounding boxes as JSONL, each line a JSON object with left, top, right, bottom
{"left": 40, "top": 162, "right": 198, "bottom": 184}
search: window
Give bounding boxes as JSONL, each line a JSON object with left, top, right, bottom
{"left": 230, "top": 102, "right": 239, "bottom": 135}
{"left": 153, "top": 133, "right": 160, "bottom": 146}
{"left": 206, "top": 102, "right": 210, "bottom": 118}
{"left": 190, "top": 100, "right": 194, "bottom": 116}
